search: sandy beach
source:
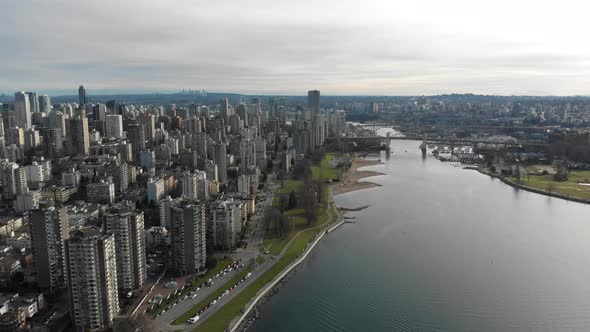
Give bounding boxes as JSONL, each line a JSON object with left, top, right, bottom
{"left": 332, "top": 158, "right": 385, "bottom": 196}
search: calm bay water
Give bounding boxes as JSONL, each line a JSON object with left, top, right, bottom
{"left": 252, "top": 140, "right": 590, "bottom": 332}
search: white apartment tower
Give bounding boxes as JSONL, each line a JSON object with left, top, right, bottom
{"left": 65, "top": 228, "right": 119, "bottom": 332}
{"left": 103, "top": 204, "right": 146, "bottom": 291}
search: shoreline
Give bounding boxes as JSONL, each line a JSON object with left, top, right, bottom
{"left": 230, "top": 156, "right": 383, "bottom": 331}
{"left": 475, "top": 168, "right": 590, "bottom": 205}
{"left": 233, "top": 156, "right": 385, "bottom": 331}
{"left": 332, "top": 158, "right": 385, "bottom": 196}
{"left": 231, "top": 207, "right": 345, "bottom": 332}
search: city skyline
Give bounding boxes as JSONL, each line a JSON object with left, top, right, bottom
{"left": 3, "top": 0, "right": 590, "bottom": 96}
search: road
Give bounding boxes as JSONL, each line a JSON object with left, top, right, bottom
{"left": 153, "top": 174, "right": 279, "bottom": 331}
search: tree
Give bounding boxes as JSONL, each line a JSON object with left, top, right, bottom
{"left": 206, "top": 256, "right": 218, "bottom": 269}
{"left": 299, "top": 176, "right": 318, "bottom": 226}
{"left": 288, "top": 190, "right": 297, "bottom": 210}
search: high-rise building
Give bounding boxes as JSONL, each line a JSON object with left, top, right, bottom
{"left": 49, "top": 111, "right": 67, "bottom": 137}
{"left": 39, "top": 95, "right": 51, "bottom": 114}
{"left": 211, "top": 199, "right": 242, "bottom": 251}
{"left": 65, "top": 228, "right": 119, "bottom": 332}
{"left": 105, "top": 114, "right": 123, "bottom": 138}
{"left": 221, "top": 98, "right": 233, "bottom": 122}
{"left": 93, "top": 103, "right": 107, "bottom": 121}
{"left": 41, "top": 127, "right": 64, "bottom": 159}
{"left": 240, "top": 138, "right": 256, "bottom": 173}
{"left": 181, "top": 171, "right": 198, "bottom": 200}
{"left": 328, "top": 110, "right": 346, "bottom": 137}
{"left": 215, "top": 143, "right": 227, "bottom": 183}
{"left": 170, "top": 201, "right": 207, "bottom": 274}
{"left": 26, "top": 92, "right": 39, "bottom": 113}
{"left": 308, "top": 90, "right": 320, "bottom": 149}
{"left": 78, "top": 85, "right": 87, "bottom": 106}
{"left": 14, "top": 91, "right": 32, "bottom": 130}
{"left": 145, "top": 114, "right": 156, "bottom": 142}
{"left": 87, "top": 178, "right": 116, "bottom": 204}
{"left": 147, "top": 177, "right": 165, "bottom": 203}
{"left": 127, "top": 123, "right": 146, "bottom": 157}
{"left": 66, "top": 116, "right": 90, "bottom": 156}
{"left": 196, "top": 171, "right": 209, "bottom": 202}
{"left": 103, "top": 204, "right": 146, "bottom": 291}
{"left": 29, "top": 205, "right": 69, "bottom": 292}
{"left": 159, "top": 196, "right": 177, "bottom": 228}
{"left": 0, "top": 161, "right": 27, "bottom": 200}
{"left": 308, "top": 90, "right": 320, "bottom": 116}
{"left": 255, "top": 137, "right": 267, "bottom": 169}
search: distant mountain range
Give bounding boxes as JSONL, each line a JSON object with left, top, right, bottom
{"left": 1, "top": 91, "right": 589, "bottom": 106}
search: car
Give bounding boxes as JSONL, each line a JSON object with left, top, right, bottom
{"left": 191, "top": 294, "right": 197, "bottom": 299}
{"left": 187, "top": 315, "right": 200, "bottom": 324}
{"left": 211, "top": 300, "right": 217, "bottom": 305}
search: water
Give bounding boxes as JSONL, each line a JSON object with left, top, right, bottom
{"left": 251, "top": 140, "right": 590, "bottom": 332}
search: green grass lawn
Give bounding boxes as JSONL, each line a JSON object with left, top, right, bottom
{"left": 256, "top": 256, "right": 265, "bottom": 265}
{"left": 278, "top": 180, "right": 303, "bottom": 194}
{"left": 311, "top": 154, "right": 340, "bottom": 181}
{"left": 516, "top": 170, "right": 590, "bottom": 200}
{"left": 172, "top": 265, "right": 254, "bottom": 325}
{"left": 194, "top": 195, "right": 336, "bottom": 332}
{"left": 263, "top": 232, "right": 294, "bottom": 256}
{"left": 194, "top": 227, "right": 322, "bottom": 332}
{"left": 263, "top": 207, "right": 311, "bottom": 256}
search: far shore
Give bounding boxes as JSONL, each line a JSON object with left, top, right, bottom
{"left": 475, "top": 168, "right": 590, "bottom": 205}
{"left": 332, "top": 157, "right": 385, "bottom": 196}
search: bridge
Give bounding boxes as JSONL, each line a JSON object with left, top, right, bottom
{"left": 327, "top": 134, "right": 548, "bottom": 154}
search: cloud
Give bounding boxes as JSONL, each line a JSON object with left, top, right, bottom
{"left": 2, "top": 0, "right": 590, "bottom": 95}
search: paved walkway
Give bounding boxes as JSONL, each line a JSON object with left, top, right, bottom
{"left": 229, "top": 191, "right": 343, "bottom": 331}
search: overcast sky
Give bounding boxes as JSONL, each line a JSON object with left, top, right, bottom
{"left": 2, "top": 0, "right": 590, "bottom": 96}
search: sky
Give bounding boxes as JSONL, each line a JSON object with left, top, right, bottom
{"left": 2, "top": 0, "right": 590, "bottom": 96}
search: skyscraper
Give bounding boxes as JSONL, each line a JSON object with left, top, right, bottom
{"left": 127, "top": 123, "right": 146, "bottom": 158}
{"left": 103, "top": 204, "right": 146, "bottom": 291}
{"left": 38, "top": 95, "right": 51, "bottom": 114}
{"left": 29, "top": 204, "right": 69, "bottom": 292}
{"left": 221, "top": 98, "right": 232, "bottom": 122}
{"left": 105, "top": 114, "right": 123, "bottom": 138}
{"left": 26, "top": 92, "right": 39, "bottom": 113}
{"left": 65, "top": 228, "right": 119, "bottom": 332}
{"left": 181, "top": 171, "right": 199, "bottom": 200}
{"left": 14, "top": 91, "right": 32, "bottom": 129}
{"left": 170, "top": 201, "right": 207, "bottom": 274}
{"left": 215, "top": 142, "right": 227, "bottom": 183}
{"left": 0, "top": 160, "right": 27, "bottom": 200}
{"left": 66, "top": 116, "right": 90, "bottom": 156}
{"left": 308, "top": 90, "right": 320, "bottom": 116}
{"left": 308, "top": 90, "right": 320, "bottom": 149}
{"left": 78, "top": 85, "right": 87, "bottom": 106}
